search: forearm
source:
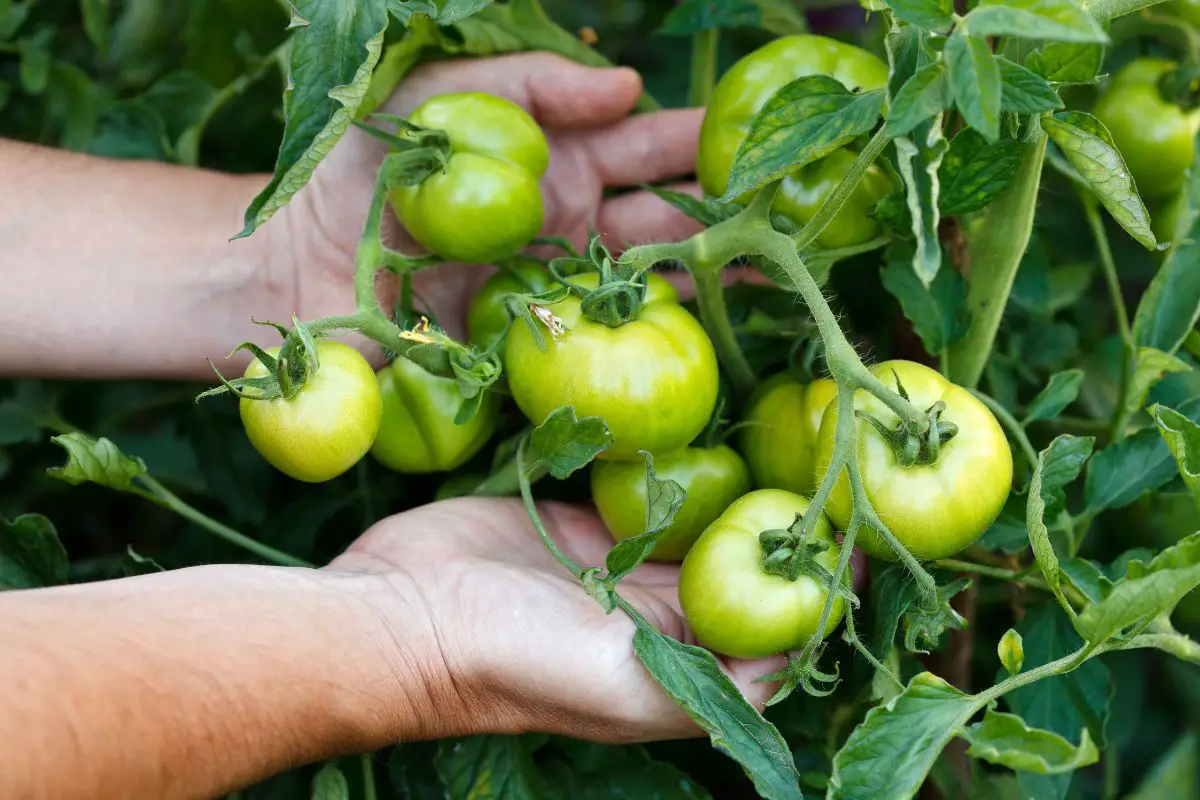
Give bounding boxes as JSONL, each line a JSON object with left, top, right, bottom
{"left": 0, "top": 139, "right": 295, "bottom": 380}
{"left": 0, "top": 565, "right": 468, "bottom": 799}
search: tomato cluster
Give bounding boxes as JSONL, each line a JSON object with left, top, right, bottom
{"left": 234, "top": 37, "right": 1015, "bottom": 661}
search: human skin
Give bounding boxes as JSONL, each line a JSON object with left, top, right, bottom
{"left": 0, "top": 498, "right": 782, "bottom": 800}
{"left": 0, "top": 52, "right": 704, "bottom": 379}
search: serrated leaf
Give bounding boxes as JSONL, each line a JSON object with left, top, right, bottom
{"left": 895, "top": 120, "right": 949, "bottom": 285}
{"left": 1084, "top": 398, "right": 1200, "bottom": 512}
{"left": 964, "top": 711, "right": 1099, "bottom": 775}
{"left": 238, "top": 1, "right": 388, "bottom": 238}
{"left": 1123, "top": 347, "right": 1190, "bottom": 420}
{"left": 965, "top": 0, "right": 1107, "bottom": 43}
{"left": 656, "top": 0, "right": 760, "bottom": 34}
{"left": 1026, "top": 42, "right": 1103, "bottom": 83}
{"left": 1075, "top": 533, "right": 1200, "bottom": 645}
{"left": 1042, "top": 111, "right": 1157, "bottom": 250}
{"left": 721, "top": 76, "right": 885, "bottom": 200}
{"left": 1024, "top": 369, "right": 1084, "bottom": 424}
{"left": 998, "top": 56, "right": 1064, "bottom": 112}
{"left": 46, "top": 433, "right": 147, "bottom": 491}
{"left": 1152, "top": 404, "right": 1200, "bottom": 513}
{"left": 946, "top": 31, "right": 1002, "bottom": 142}
{"left": 630, "top": 617, "right": 802, "bottom": 800}
{"left": 0, "top": 513, "right": 68, "bottom": 590}
{"left": 526, "top": 407, "right": 613, "bottom": 480}
{"left": 888, "top": 61, "right": 953, "bottom": 137}
{"left": 880, "top": 257, "right": 968, "bottom": 355}
{"left": 311, "top": 762, "right": 349, "bottom": 800}
{"left": 603, "top": 453, "right": 686, "bottom": 583}
{"left": 938, "top": 129, "right": 1022, "bottom": 214}
{"left": 888, "top": 0, "right": 954, "bottom": 31}
{"left": 435, "top": 735, "right": 543, "bottom": 799}
{"left": 979, "top": 495, "right": 1032, "bottom": 553}
{"left": 1028, "top": 436, "right": 1094, "bottom": 600}
{"left": 1059, "top": 557, "right": 1112, "bottom": 604}
{"left": 830, "top": 673, "right": 975, "bottom": 800}
{"left": 645, "top": 185, "right": 740, "bottom": 227}
{"left": 1040, "top": 434, "right": 1095, "bottom": 513}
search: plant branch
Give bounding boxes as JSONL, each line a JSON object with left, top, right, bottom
{"left": 688, "top": 28, "right": 719, "bottom": 108}
{"left": 793, "top": 126, "right": 891, "bottom": 252}
{"left": 516, "top": 439, "right": 584, "bottom": 580}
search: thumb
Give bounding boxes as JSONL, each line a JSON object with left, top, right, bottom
{"left": 382, "top": 51, "right": 643, "bottom": 129}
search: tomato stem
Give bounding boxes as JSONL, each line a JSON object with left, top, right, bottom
{"left": 688, "top": 28, "right": 719, "bottom": 108}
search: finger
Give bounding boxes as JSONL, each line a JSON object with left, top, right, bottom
{"left": 584, "top": 108, "right": 704, "bottom": 187}
{"left": 595, "top": 183, "right": 706, "bottom": 249}
{"left": 537, "top": 501, "right": 620, "bottom": 567}
{"left": 383, "top": 52, "right": 643, "bottom": 129}
{"left": 722, "top": 655, "right": 789, "bottom": 709}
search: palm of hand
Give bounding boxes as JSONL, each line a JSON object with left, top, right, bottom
{"left": 286, "top": 52, "right": 702, "bottom": 341}
{"left": 333, "top": 497, "right": 781, "bottom": 743}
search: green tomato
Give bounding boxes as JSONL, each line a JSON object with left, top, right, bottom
{"left": 740, "top": 374, "right": 837, "bottom": 495}
{"left": 1093, "top": 59, "right": 1200, "bottom": 200}
{"left": 240, "top": 341, "right": 382, "bottom": 483}
{"left": 591, "top": 445, "right": 752, "bottom": 561}
{"left": 390, "top": 92, "right": 549, "bottom": 264}
{"left": 370, "top": 356, "right": 499, "bottom": 473}
{"left": 466, "top": 258, "right": 555, "bottom": 355}
{"left": 679, "top": 488, "right": 846, "bottom": 659}
{"left": 697, "top": 34, "right": 892, "bottom": 248}
{"left": 814, "top": 360, "right": 1013, "bottom": 561}
{"left": 1164, "top": 0, "right": 1200, "bottom": 26}
{"left": 505, "top": 272, "right": 720, "bottom": 460}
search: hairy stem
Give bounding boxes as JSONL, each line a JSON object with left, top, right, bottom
{"left": 516, "top": 439, "right": 584, "bottom": 580}
{"left": 793, "top": 126, "right": 891, "bottom": 251}
{"left": 691, "top": 261, "right": 756, "bottom": 394}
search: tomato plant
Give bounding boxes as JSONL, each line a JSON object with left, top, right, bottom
{"left": 8, "top": 1, "right": 1200, "bottom": 799}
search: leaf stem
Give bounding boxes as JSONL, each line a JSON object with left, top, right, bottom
{"left": 688, "top": 28, "right": 719, "bottom": 108}
{"left": 134, "top": 476, "right": 313, "bottom": 568}
{"left": 934, "top": 558, "right": 1054, "bottom": 592}
{"left": 691, "top": 259, "right": 757, "bottom": 394}
{"left": 793, "top": 126, "right": 891, "bottom": 251}
{"left": 362, "top": 754, "right": 377, "bottom": 800}
{"left": 515, "top": 439, "right": 584, "bottom": 580}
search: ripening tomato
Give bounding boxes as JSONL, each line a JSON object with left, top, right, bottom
{"left": 740, "top": 374, "right": 837, "bottom": 494}
{"left": 240, "top": 341, "right": 382, "bottom": 483}
{"left": 813, "top": 360, "right": 1013, "bottom": 561}
{"left": 466, "top": 259, "right": 555, "bottom": 356}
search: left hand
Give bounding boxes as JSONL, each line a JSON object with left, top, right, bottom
{"left": 330, "top": 496, "right": 783, "bottom": 743}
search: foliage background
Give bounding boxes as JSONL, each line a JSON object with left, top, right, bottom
{"left": 2, "top": 0, "right": 1200, "bottom": 798}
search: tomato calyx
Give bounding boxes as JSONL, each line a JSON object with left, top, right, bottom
{"left": 856, "top": 374, "right": 959, "bottom": 467}
{"left": 354, "top": 114, "right": 452, "bottom": 189}
{"left": 197, "top": 318, "right": 321, "bottom": 403}
{"left": 758, "top": 512, "right": 834, "bottom": 583}
{"left": 760, "top": 644, "right": 841, "bottom": 702}
{"left": 557, "top": 236, "right": 650, "bottom": 328}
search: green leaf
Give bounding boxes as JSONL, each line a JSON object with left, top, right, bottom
{"left": 122, "top": 546, "right": 165, "bottom": 577}
{"left": 656, "top": 0, "right": 760, "bottom": 34}
{"left": 310, "top": 762, "right": 349, "bottom": 800}
{"left": 1023, "top": 369, "right": 1085, "bottom": 424}
{"left": 965, "top": 0, "right": 1108, "bottom": 43}
{"left": 998, "top": 57, "right": 1063, "bottom": 113}
{"left": 1123, "top": 347, "right": 1191, "bottom": 420}
{"left": 1059, "top": 557, "right": 1112, "bottom": 604}
{"left": 887, "top": 0, "right": 954, "bottom": 31}
{"left": 880, "top": 256, "right": 968, "bottom": 355}
{"left": 602, "top": 453, "right": 686, "bottom": 584}
{"left": 540, "top": 741, "right": 712, "bottom": 799}
{"left": 979, "top": 496, "right": 1032, "bottom": 553}
{"left": 888, "top": 61, "right": 953, "bottom": 137}
{"left": 237, "top": 0, "right": 388, "bottom": 238}
{"left": 1003, "top": 605, "right": 1112, "bottom": 799}
{"left": 1042, "top": 111, "right": 1157, "bottom": 250}
{"left": 895, "top": 119, "right": 949, "bottom": 285}
{"left": 46, "top": 432, "right": 148, "bottom": 491}
{"left": 1152, "top": 404, "right": 1200, "bottom": 513}
{"left": 1084, "top": 397, "right": 1200, "bottom": 512}
{"left": 963, "top": 711, "right": 1099, "bottom": 775}
{"left": 720, "top": 76, "right": 885, "bottom": 201}
{"left": 1039, "top": 434, "right": 1095, "bottom": 514}
{"left": 830, "top": 673, "right": 975, "bottom": 800}
{"left": 526, "top": 407, "right": 614, "bottom": 479}
{"left": 0, "top": 513, "right": 68, "bottom": 590}
{"left": 1026, "top": 42, "right": 1103, "bottom": 83}
{"left": 938, "top": 129, "right": 1022, "bottom": 214}
{"left": 80, "top": 0, "right": 110, "bottom": 56}
{"left": 1126, "top": 731, "right": 1199, "bottom": 799}
{"left": 1075, "top": 533, "right": 1200, "bottom": 645}
{"left": 945, "top": 31, "right": 1002, "bottom": 142}
{"left": 435, "top": 735, "right": 544, "bottom": 799}
{"left": 630, "top": 617, "right": 802, "bottom": 800}
{"left": 1028, "top": 436, "right": 1094, "bottom": 603}
{"left": 752, "top": 0, "right": 809, "bottom": 35}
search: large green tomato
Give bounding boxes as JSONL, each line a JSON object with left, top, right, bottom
{"left": 740, "top": 374, "right": 837, "bottom": 494}
{"left": 1093, "top": 59, "right": 1200, "bottom": 200}
{"left": 390, "top": 92, "right": 549, "bottom": 264}
{"left": 813, "top": 360, "right": 1013, "bottom": 561}
{"left": 240, "top": 341, "right": 382, "bottom": 483}
{"left": 505, "top": 272, "right": 720, "bottom": 460}
{"left": 370, "top": 356, "right": 499, "bottom": 473}
{"left": 591, "top": 445, "right": 752, "bottom": 561}
{"left": 697, "top": 34, "right": 892, "bottom": 249}
{"left": 466, "top": 259, "right": 555, "bottom": 355}
{"left": 679, "top": 489, "right": 845, "bottom": 659}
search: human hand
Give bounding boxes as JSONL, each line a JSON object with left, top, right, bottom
{"left": 274, "top": 52, "right": 705, "bottom": 345}
{"left": 328, "top": 497, "right": 783, "bottom": 743}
